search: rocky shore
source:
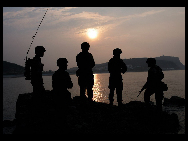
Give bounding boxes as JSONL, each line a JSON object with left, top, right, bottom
{"left": 3, "top": 90, "right": 180, "bottom": 134}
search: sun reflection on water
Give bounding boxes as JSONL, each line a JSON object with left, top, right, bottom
{"left": 92, "top": 74, "right": 108, "bottom": 102}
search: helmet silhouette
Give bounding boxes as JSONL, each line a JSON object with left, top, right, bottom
{"left": 81, "top": 42, "right": 90, "bottom": 51}
{"left": 35, "top": 46, "right": 46, "bottom": 54}
{"left": 57, "top": 58, "right": 68, "bottom": 66}
{"left": 113, "top": 48, "right": 122, "bottom": 56}
{"left": 146, "top": 58, "right": 156, "bottom": 65}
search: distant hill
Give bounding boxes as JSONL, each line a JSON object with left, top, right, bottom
{"left": 155, "top": 55, "right": 185, "bottom": 69}
{"left": 68, "top": 56, "right": 185, "bottom": 74}
{"left": 3, "top": 61, "right": 24, "bottom": 75}
{"left": 3, "top": 56, "right": 185, "bottom": 75}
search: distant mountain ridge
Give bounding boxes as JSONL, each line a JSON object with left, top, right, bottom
{"left": 3, "top": 56, "right": 185, "bottom": 75}
{"left": 3, "top": 61, "right": 24, "bottom": 75}
{"left": 68, "top": 56, "right": 185, "bottom": 74}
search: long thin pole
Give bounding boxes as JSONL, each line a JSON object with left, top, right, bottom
{"left": 24, "top": 8, "right": 48, "bottom": 61}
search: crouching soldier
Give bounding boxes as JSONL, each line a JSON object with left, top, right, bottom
{"left": 139, "top": 58, "right": 168, "bottom": 112}
{"left": 52, "top": 58, "right": 73, "bottom": 105}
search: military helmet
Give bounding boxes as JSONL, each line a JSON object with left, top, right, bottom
{"left": 81, "top": 42, "right": 90, "bottom": 50}
{"left": 113, "top": 48, "right": 122, "bottom": 56}
{"left": 146, "top": 58, "right": 156, "bottom": 65}
{"left": 57, "top": 58, "right": 68, "bottom": 66}
{"left": 35, "top": 46, "right": 46, "bottom": 54}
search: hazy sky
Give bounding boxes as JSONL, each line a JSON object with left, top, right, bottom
{"left": 3, "top": 7, "right": 185, "bottom": 71}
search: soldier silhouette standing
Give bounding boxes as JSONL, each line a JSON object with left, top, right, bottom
{"left": 76, "top": 42, "right": 95, "bottom": 101}
{"left": 24, "top": 46, "right": 46, "bottom": 96}
{"left": 108, "top": 48, "right": 127, "bottom": 106}
{"left": 52, "top": 58, "right": 73, "bottom": 104}
{"left": 139, "top": 58, "right": 168, "bottom": 111}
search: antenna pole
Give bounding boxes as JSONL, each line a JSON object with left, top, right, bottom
{"left": 24, "top": 8, "right": 48, "bottom": 60}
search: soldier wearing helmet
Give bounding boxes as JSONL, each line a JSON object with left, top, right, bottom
{"left": 108, "top": 48, "right": 127, "bottom": 106}
{"left": 52, "top": 58, "right": 73, "bottom": 104}
{"left": 24, "top": 46, "right": 46, "bottom": 95}
{"left": 139, "top": 58, "right": 167, "bottom": 111}
{"left": 76, "top": 42, "right": 95, "bottom": 101}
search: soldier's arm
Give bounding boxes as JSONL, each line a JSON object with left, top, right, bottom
{"left": 121, "top": 60, "right": 127, "bottom": 74}
{"left": 76, "top": 54, "right": 80, "bottom": 68}
{"left": 90, "top": 54, "right": 95, "bottom": 68}
{"left": 157, "top": 66, "right": 164, "bottom": 80}
{"left": 52, "top": 71, "right": 61, "bottom": 90}
{"left": 52, "top": 73, "right": 55, "bottom": 89}
{"left": 108, "top": 59, "right": 112, "bottom": 73}
{"left": 24, "top": 58, "right": 32, "bottom": 80}
{"left": 139, "top": 82, "right": 147, "bottom": 95}
{"left": 66, "top": 72, "right": 73, "bottom": 89}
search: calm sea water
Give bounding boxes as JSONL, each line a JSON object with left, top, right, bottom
{"left": 3, "top": 70, "right": 185, "bottom": 133}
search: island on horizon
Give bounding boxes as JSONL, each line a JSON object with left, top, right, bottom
{"left": 3, "top": 55, "right": 185, "bottom": 76}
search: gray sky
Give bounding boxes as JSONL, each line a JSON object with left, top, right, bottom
{"left": 3, "top": 7, "right": 185, "bottom": 71}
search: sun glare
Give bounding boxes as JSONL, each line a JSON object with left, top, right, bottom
{"left": 87, "top": 28, "right": 98, "bottom": 39}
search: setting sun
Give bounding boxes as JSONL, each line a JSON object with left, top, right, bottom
{"left": 87, "top": 28, "right": 98, "bottom": 39}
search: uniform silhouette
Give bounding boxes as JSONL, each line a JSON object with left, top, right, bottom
{"left": 24, "top": 46, "right": 46, "bottom": 95}
{"left": 139, "top": 58, "right": 168, "bottom": 111}
{"left": 52, "top": 58, "right": 73, "bottom": 104}
{"left": 108, "top": 48, "right": 127, "bottom": 106}
{"left": 76, "top": 42, "right": 95, "bottom": 101}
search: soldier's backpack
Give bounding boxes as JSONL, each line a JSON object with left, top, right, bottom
{"left": 161, "top": 81, "right": 168, "bottom": 91}
{"left": 24, "top": 58, "right": 32, "bottom": 80}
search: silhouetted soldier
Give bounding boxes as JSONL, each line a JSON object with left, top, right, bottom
{"left": 76, "top": 42, "right": 95, "bottom": 101}
{"left": 52, "top": 58, "right": 73, "bottom": 104}
{"left": 24, "top": 46, "right": 46, "bottom": 95}
{"left": 139, "top": 58, "right": 167, "bottom": 111}
{"left": 108, "top": 48, "right": 127, "bottom": 106}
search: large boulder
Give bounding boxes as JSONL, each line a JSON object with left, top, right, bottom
{"left": 6, "top": 91, "right": 180, "bottom": 134}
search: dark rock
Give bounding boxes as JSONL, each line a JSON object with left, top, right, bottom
{"left": 11, "top": 91, "right": 180, "bottom": 134}
{"left": 163, "top": 96, "right": 185, "bottom": 106}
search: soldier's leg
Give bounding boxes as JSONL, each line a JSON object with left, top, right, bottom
{"left": 87, "top": 85, "right": 93, "bottom": 101}
{"left": 87, "top": 75, "right": 94, "bottom": 101}
{"left": 109, "top": 88, "right": 115, "bottom": 105}
{"left": 32, "top": 84, "right": 37, "bottom": 94}
{"left": 65, "top": 90, "right": 72, "bottom": 105}
{"left": 80, "top": 86, "right": 86, "bottom": 98}
{"left": 155, "top": 91, "right": 164, "bottom": 112}
{"left": 144, "top": 88, "right": 154, "bottom": 105}
{"left": 39, "top": 84, "right": 45, "bottom": 93}
{"left": 116, "top": 89, "right": 122, "bottom": 106}
{"left": 32, "top": 81, "right": 45, "bottom": 94}
{"left": 116, "top": 83, "right": 123, "bottom": 106}
{"left": 78, "top": 75, "right": 87, "bottom": 99}
{"left": 32, "top": 84, "right": 41, "bottom": 96}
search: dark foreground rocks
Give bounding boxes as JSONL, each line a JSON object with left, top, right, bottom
{"left": 4, "top": 90, "right": 180, "bottom": 134}
{"left": 163, "top": 96, "right": 185, "bottom": 106}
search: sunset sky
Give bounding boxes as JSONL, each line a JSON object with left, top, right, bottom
{"left": 3, "top": 7, "right": 185, "bottom": 71}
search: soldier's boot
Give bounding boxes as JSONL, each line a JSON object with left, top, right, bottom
{"left": 109, "top": 89, "right": 114, "bottom": 105}
{"left": 109, "top": 100, "right": 113, "bottom": 105}
{"left": 118, "top": 101, "right": 122, "bottom": 107}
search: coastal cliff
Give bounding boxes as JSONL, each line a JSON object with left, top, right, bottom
{"left": 69, "top": 56, "right": 185, "bottom": 74}
{"left": 5, "top": 90, "right": 180, "bottom": 134}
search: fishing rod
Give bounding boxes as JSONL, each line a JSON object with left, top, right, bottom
{"left": 24, "top": 8, "right": 48, "bottom": 61}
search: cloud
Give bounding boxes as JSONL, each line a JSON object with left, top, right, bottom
{"left": 68, "top": 11, "right": 114, "bottom": 21}
{"left": 3, "top": 8, "right": 165, "bottom": 33}
{"left": 57, "top": 9, "right": 166, "bottom": 39}
{"left": 45, "top": 10, "right": 115, "bottom": 28}
{"left": 119, "top": 10, "right": 165, "bottom": 20}
{"left": 3, "top": 7, "right": 78, "bottom": 29}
